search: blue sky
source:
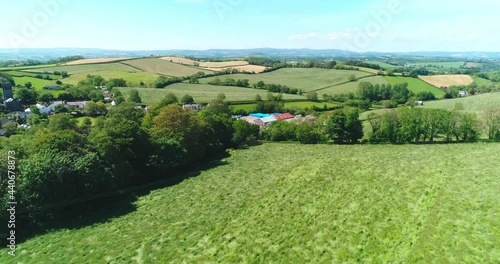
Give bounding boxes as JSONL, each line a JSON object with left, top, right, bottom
{"left": 1, "top": 0, "right": 498, "bottom": 52}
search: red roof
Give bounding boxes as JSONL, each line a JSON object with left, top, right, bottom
{"left": 275, "top": 113, "right": 294, "bottom": 120}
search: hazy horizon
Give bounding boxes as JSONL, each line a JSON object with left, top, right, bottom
{"left": 1, "top": 0, "right": 498, "bottom": 52}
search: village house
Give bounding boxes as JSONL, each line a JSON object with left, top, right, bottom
{"left": 182, "top": 104, "right": 203, "bottom": 111}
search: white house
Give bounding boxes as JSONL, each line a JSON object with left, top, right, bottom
{"left": 459, "top": 91, "right": 469, "bottom": 97}
{"left": 35, "top": 101, "right": 65, "bottom": 115}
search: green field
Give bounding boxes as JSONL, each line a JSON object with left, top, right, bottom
{"left": 117, "top": 84, "right": 305, "bottom": 104}
{"left": 408, "top": 62, "right": 465, "bottom": 68}
{"left": 11, "top": 76, "right": 59, "bottom": 90}
{"left": 3, "top": 143, "right": 499, "bottom": 263}
{"left": 199, "top": 68, "right": 373, "bottom": 92}
{"left": 122, "top": 58, "right": 214, "bottom": 77}
{"left": 423, "top": 92, "right": 500, "bottom": 112}
{"left": 318, "top": 76, "right": 388, "bottom": 95}
{"left": 473, "top": 76, "right": 493, "bottom": 86}
{"left": 0, "top": 64, "right": 59, "bottom": 71}
{"left": 63, "top": 70, "right": 161, "bottom": 86}
{"left": 385, "top": 76, "right": 446, "bottom": 98}
{"left": 24, "top": 63, "right": 141, "bottom": 75}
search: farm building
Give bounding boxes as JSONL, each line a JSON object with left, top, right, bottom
{"left": 66, "top": 101, "right": 88, "bottom": 109}
{"left": 44, "top": 84, "right": 59, "bottom": 90}
{"left": 459, "top": 91, "right": 469, "bottom": 97}
{"left": 35, "top": 100, "right": 65, "bottom": 115}
{"left": 183, "top": 104, "right": 203, "bottom": 111}
{"left": 241, "top": 113, "right": 295, "bottom": 126}
{"left": 415, "top": 101, "right": 424, "bottom": 106}
{"left": 241, "top": 116, "right": 264, "bottom": 126}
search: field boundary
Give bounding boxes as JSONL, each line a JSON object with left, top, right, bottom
{"left": 313, "top": 74, "right": 376, "bottom": 92}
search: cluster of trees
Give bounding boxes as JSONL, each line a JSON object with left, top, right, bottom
{"left": 357, "top": 82, "right": 413, "bottom": 106}
{"left": 0, "top": 56, "right": 85, "bottom": 67}
{"left": 208, "top": 77, "right": 250, "bottom": 87}
{"left": 254, "top": 81, "right": 301, "bottom": 95}
{"left": 0, "top": 96, "right": 260, "bottom": 222}
{"left": 367, "top": 108, "right": 483, "bottom": 143}
{"left": 343, "top": 60, "right": 383, "bottom": 70}
{"left": 263, "top": 108, "right": 363, "bottom": 144}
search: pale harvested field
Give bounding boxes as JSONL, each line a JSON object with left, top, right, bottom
{"left": 161, "top": 56, "right": 249, "bottom": 68}
{"left": 419, "top": 75, "right": 474, "bottom": 88}
{"left": 64, "top": 58, "right": 128, "bottom": 65}
{"left": 464, "top": 62, "right": 482, "bottom": 68}
{"left": 202, "top": 65, "right": 267, "bottom": 73}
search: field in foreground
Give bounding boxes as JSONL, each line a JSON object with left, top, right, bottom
{"left": 116, "top": 84, "right": 305, "bottom": 104}
{"left": 3, "top": 143, "right": 499, "bottom": 263}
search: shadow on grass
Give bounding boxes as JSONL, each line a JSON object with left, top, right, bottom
{"left": 12, "top": 153, "right": 231, "bottom": 245}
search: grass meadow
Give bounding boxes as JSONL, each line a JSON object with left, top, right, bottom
{"left": 199, "top": 68, "right": 373, "bottom": 92}
{"left": 385, "top": 76, "right": 446, "bottom": 98}
{"left": 116, "top": 84, "right": 305, "bottom": 104}
{"left": 63, "top": 70, "right": 161, "bottom": 86}
{"left": 122, "top": 58, "right": 214, "bottom": 77}
{"left": 231, "top": 101, "right": 337, "bottom": 112}
{"left": 2, "top": 143, "right": 499, "bottom": 263}
{"left": 408, "top": 62, "right": 465, "bottom": 68}
{"left": 24, "top": 63, "right": 141, "bottom": 75}
{"left": 318, "top": 76, "right": 388, "bottom": 95}
{"left": 423, "top": 92, "right": 500, "bottom": 112}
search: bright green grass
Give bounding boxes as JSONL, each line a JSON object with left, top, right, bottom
{"left": 319, "top": 76, "right": 388, "bottom": 95}
{"left": 423, "top": 92, "right": 500, "bottom": 112}
{"left": 76, "top": 117, "right": 98, "bottom": 127}
{"left": 24, "top": 63, "right": 141, "bottom": 74}
{"left": 4, "top": 71, "right": 61, "bottom": 80}
{"left": 2, "top": 143, "right": 499, "bottom": 263}
{"left": 11, "top": 76, "right": 64, "bottom": 95}
{"left": 116, "top": 84, "right": 305, "bottom": 104}
{"left": 122, "top": 58, "right": 213, "bottom": 77}
{"left": 365, "top": 60, "right": 398, "bottom": 68}
{"left": 408, "top": 62, "right": 465, "bottom": 68}
{"left": 63, "top": 70, "right": 161, "bottom": 86}
{"left": 385, "top": 76, "right": 446, "bottom": 98}
{"left": 199, "top": 68, "right": 373, "bottom": 91}
{"left": 473, "top": 76, "right": 493, "bottom": 87}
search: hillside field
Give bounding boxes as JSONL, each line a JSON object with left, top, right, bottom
{"left": 116, "top": 84, "right": 305, "bottom": 104}
{"left": 318, "top": 76, "right": 388, "bottom": 95}
{"left": 122, "top": 58, "right": 214, "bottom": 77}
{"left": 423, "top": 92, "right": 500, "bottom": 112}
{"left": 385, "top": 76, "right": 446, "bottom": 98}
{"left": 64, "top": 58, "right": 129, "bottom": 65}
{"left": 2, "top": 143, "right": 499, "bottom": 263}
{"left": 419, "top": 75, "right": 474, "bottom": 88}
{"left": 63, "top": 70, "right": 161, "bottom": 86}
{"left": 24, "top": 63, "right": 141, "bottom": 75}
{"left": 408, "top": 62, "right": 465, "bottom": 68}
{"left": 473, "top": 76, "right": 493, "bottom": 86}
{"left": 231, "top": 101, "right": 337, "bottom": 112}
{"left": 199, "top": 68, "right": 373, "bottom": 92}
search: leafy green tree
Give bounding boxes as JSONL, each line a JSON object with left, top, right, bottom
{"left": 232, "top": 119, "right": 259, "bottom": 147}
{"left": 255, "top": 94, "right": 262, "bottom": 101}
{"left": 483, "top": 107, "right": 500, "bottom": 140}
{"left": 16, "top": 88, "right": 38, "bottom": 105}
{"left": 25, "top": 82, "right": 33, "bottom": 89}
{"left": 3, "top": 123, "right": 17, "bottom": 137}
{"left": 348, "top": 74, "right": 357, "bottom": 82}
{"left": 128, "top": 89, "right": 142, "bottom": 103}
{"left": 180, "top": 94, "right": 195, "bottom": 104}
{"left": 107, "top": 78, "right": 127, "bottom": 88}
{"left": 265, "top": 121, "right": 297, "bottom": 141}
{"left": 296, "top": 121, "right": 322, "bottom": 144}
{"left": 47, "top": 114, "right": 77, "bottom": 132}
{"left": 217, "top": 93, "right": 226, "bottom": 101}
{"left": 159, "top": 92, "right": 178, "bottom": 106}
{"left": 306, "top": 91, "right": 318, "bottom": 101}
{"left": 39, "top": 93, "right": 55, "bottom": 103}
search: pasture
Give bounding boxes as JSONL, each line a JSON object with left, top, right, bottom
{"left": 11, "top": 76, "right": 60, "bottom": 91}
{"left": 116, "top": 84, "right": 305, "bottom": 104}
{"left": 423, "top": 92, "right": 500, "bottom": 112}
{"left": 364, "top": 60, "right": 398, "bottom": 68}
{"left": 25, "top": 63, "right": 141, "bottom": 75}
{"left": 385, "top": 76, "right": 447, "bottom": 98}
{"left": 64, "top": 58, "right": 129, "bottom": 65}
{"left": 161, "top": 57, "right": 248, "bottom": 68}
{"left": 231, "top": 101, "right": 337, "bottom": 112}
{"left": 3, "top": 143, "right": 499, "bottom": 263}
{"left": 122, "top": 58, "right": 213, "bottom": 77}
{"left": 473, "top": 76, "right": 493, "bottom": 86}
{"left": 199, "top": 68, "right": 373, "bottom": 92}
{"left": 419, "top": 75, "right": 474, "bottom": 88}
{"left": 63, "top": 70, "right": 161, "bottom": 86}
{"left": 318, "top": 76, "right": 388, "bottom": 95}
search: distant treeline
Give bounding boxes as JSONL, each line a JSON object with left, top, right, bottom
{"left": 246, "top": 57, "right": 380, "bottom": 72}
{"left": 206, "top": 77, "right": 303, "bottom": 95}
{"left": 0, "top": 56, "right": 85, "bottom": 67}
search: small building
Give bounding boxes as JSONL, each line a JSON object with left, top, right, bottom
{"left": 182, "top": 104, "right": 202, "bottom": 111}
{"left": 44, "top": 84, "right": 59, "bottom": 90}
{"left": 66, "top": 101, "right": 88, "bottom": 109}
{"left": 111, "top": 100, "right": 117, "bottom": 106}
{"left": 275, "top": 113, "right": 294, "bottom": 121}
{"left": 36, "top": 101, "right": 64, "bottom": 115}
{"left": 415, "top": 101, "right": 424, "bottom": 106}
{"left": 261, "top": 116, "right": 278, "bottom": 125}
{"left": 459, "top": 91, "right": 469, "bottom": 97}
{"left": 241, "top": 116, "right": 264, "bottom": 126}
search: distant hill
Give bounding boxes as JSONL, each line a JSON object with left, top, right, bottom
{"left": 1, "top": 48, "right": 499, "bottom": 62}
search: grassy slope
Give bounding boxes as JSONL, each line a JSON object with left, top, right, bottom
{"left": 116, "top": 84, "right": 305, "bottom": 104}
{"left": 473, "top": 76, "right": 493, "bottom": 86}
{"left": 231, "top": 101, "right": 337, "bottom": 112}
{"left": 385, "top": 76, "right": 446, "bottom": 98}
{"left": 199, "top": 68, "right": 373, "bottom": 92}
{"left": 318, "top": 76, "right": 388, "bottom": 95}
{"left": 423, "top": 92, "right": 500, "bottom": 112}
{"left": 63, "top": 70, "right": 161, "bottom": 86}
{"left": 365, "top": 61, "right": 398, "bottom": 68}
{"left": 3, "top": 143, "right": 499, "bottom": 263}
{"left": 24, "top": 63, "right": 141, "bottom": 74}
{"left": 122, "top": 58, "right": 213, "bottom": 77}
